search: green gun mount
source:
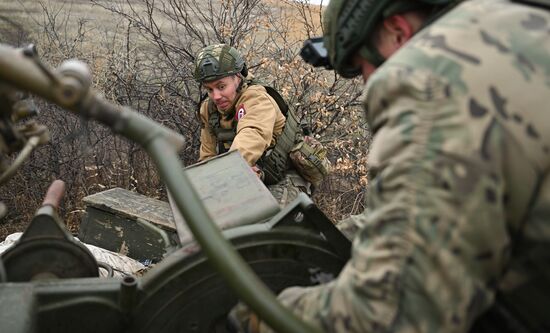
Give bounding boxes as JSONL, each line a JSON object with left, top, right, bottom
{"left": 0, "top": 175, "right": 350, "bottom": 332}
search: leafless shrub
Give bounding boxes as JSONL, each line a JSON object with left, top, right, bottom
{"left": 0, "top": 0, "right": 369, "bottom": 238}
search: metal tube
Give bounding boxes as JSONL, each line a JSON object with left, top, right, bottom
{"left": 0, "top": 136, "right": 41, "bottom": 186}
{"left": 0, "top": 45, "right": 184, "bottom": 152}
{"left": 120, "top": 275, "right": 138, "bottom": 314}
{"left": 0, "top": 45, "right": 54, "bottom": 100}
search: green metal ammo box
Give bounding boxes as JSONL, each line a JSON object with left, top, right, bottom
{"left": 78, "top": 151, "right": 280, "bottom": 263}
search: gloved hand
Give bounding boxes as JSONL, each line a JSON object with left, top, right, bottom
{"left": 226, "top": 301, "right": 261, "bottom": 333}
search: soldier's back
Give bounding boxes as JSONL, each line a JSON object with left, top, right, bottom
{"left": 375, "top": 0, "right": 550, "bottom": 330}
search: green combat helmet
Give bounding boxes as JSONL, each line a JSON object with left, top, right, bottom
{"left": 323, "top": 0, "right": 456, "bottom": 78}
{"left": 193, "top": 44, "right": 248, "bottom": 83}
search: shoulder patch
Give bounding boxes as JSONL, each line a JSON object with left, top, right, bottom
{"left": 235, "top": 104, "right": 246, "bottom": 121}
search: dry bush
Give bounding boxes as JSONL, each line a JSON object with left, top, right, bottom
{"left": 0, "top": 0, "right": 370, "bottom": 238}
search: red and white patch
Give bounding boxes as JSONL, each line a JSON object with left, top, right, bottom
{"left": 235, "top": 104, "right": 246, "bottom": 121}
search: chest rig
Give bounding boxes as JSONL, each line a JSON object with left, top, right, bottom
{"left": 206, "top": 81, "right": 301, "bottom": 185}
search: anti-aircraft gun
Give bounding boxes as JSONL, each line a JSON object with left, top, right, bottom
{"left": 0, "top": 43, "right": 351, "bottom": 333}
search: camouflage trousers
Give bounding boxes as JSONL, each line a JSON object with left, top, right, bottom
{"left": 267, "top": 170, "right": 311, "bottom": 208}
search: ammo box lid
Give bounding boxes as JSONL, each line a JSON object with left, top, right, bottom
{"left": 171, "top": 150, "right": 280, "bottom": 244}
{"left": 82, "top": 188, "right": 176, "bottom": 230}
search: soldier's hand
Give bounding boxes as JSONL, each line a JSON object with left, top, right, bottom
{"left": 251, "top": 165, "right": 264, "bottom": 181}
{"left": 227, "top": 301, "right": 261, "bottom": 333}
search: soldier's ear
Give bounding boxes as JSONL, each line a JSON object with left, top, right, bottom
{"left": 382, "top": 14, "right": 414, "bottom": 47}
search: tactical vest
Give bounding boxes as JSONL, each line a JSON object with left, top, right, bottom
{"left": 206, "top": 81, "right": 301, "bottom": 185}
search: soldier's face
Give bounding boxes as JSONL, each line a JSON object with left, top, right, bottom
{"left": 203, "top": 75, "right": 241, "bottom": 111}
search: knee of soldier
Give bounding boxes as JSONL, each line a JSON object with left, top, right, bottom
{"left": 286, "top": 170, "right": 312, "bottom": 195}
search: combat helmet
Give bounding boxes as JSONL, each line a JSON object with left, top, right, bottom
{"left": 193, "top": 44, "right": 248, "bottom": 83}
{"left": 323, "top": 0, "right": 456, "bottom": 78}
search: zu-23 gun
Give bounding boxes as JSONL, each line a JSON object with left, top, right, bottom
{"left": 0, "top": 43, "right": 351, "bottom": 333}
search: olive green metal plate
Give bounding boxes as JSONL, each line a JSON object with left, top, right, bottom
{"left": 134, "top": 227, "right": 347, "bottom": 333}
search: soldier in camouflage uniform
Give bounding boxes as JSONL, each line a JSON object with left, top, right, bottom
{"left": 194, "top": 44, "right": 309, "bottom": 206}
{"left": 238, "top": 0, "right": 550, "bottom": 332}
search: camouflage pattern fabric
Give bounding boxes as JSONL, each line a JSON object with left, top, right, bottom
{"left": 289, "top": 135, "right": 332, "bottom": 187}
{"left": 257, "top": 0, "right": 550, "bottom": 332}
{"left": 268, "top": 170, "right": 311, "bottom": 208}
{"left": 194, "top": 44, "right": 245, "bottom": 82}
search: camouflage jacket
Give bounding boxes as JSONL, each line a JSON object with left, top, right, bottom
{"left": 265, "top": 1, "right": 550, "bottom": 332}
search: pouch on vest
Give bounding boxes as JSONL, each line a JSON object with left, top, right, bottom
{"left": 289, "top": 135, "right": 331, "bottom": 187}
{"left": 258, "top": 106, "right": 298, "bottom": 185}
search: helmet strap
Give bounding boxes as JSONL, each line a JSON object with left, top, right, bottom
{"left": 358, "top": 45, "right": 386, "bottom": 68}
{"left": 236, "top": 74, "right": 246, "bottom": 94}
{"left": 241, "top": 63, "right": 248, "bottom": 77}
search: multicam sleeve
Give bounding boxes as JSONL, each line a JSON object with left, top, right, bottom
{"left": 261, "top": 65, "right": 508, "bottom": 333}
{"left": 198, "top": 101, "right": 218, "bottom": 162}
